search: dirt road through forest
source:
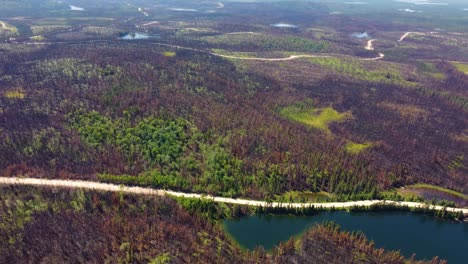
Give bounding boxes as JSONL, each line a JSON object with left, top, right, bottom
{"left": 1, "top": 177, "right": 466, "bottom": 214}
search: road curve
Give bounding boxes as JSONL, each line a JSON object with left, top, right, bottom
{"left": 398, "top": 32, "right": 424, "bottom": 42}
{"left": 1, "top": 177, "right": 466, "bottom": 215}
{"left": 361, "top": 52, "right": 385, "bottom": 61}
{"left": 365, "top": 39, "right": 376, "bottom": 50}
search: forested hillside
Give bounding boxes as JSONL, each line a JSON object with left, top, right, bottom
{"left": 0, "top": 0, "right": 467, "bottom": 203}
{"left": 0, "top": 185, "right": 446, "bottom": 263}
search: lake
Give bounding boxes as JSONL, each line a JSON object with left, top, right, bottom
{"left": 224, "top": 211, "right": 468, "bottom": 263}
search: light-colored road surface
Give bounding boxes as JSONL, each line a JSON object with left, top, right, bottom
{"left": 150, "top": 43, "right": 384, "bottom": 61}
{"left": 138, "top": 8, "right": 149, "bottom": 17}
{"left": 18, "top": 39, "right": 385, "bottom": 61}
{"left": 0, "top": 21, "right": 13, "bottom": 31}
{"left": 1, "top": 177, "right": 467, "bottom": 214}
{"left": 226, "top": 32, "right": 259, "bottom": 35}
{"left": 398, "top": 32, "right": 423, "bottom": 42}
{"left": 142, "top": 21, "right": 159, "bottom": 27}
{"left": 365, "top": 39, "right": 376, "bottom": 50}
{"left": 213, "top": 53, "right": 331, "bottom": 61}
{"left": 361, "top": 52, "right": 385, "bottom": 61}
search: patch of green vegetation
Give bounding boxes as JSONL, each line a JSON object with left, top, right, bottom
{"left": 34, "top": 58, "right": 123, "bottom": 82}
{"left": 3, "top": 89, "right": 25, "bottom": 99}
{"left": 0, "top": 21, "right": 18, "bottom": 33}
{"left": 176, "top": 196, "right": 240, "bottom": 220}
{"left": 417, "top": 62, "right": 446, "bottom": 79}
{"left": 74, "top": 111, "right": 247, "bottom": 196}
{"left": 211, "top": 49, "right": 258, "bottom": 58}
{"left": 69, "top": 111, "right": 193, "bottom": 171}
{"left": 149, "top": 253, "right": 172, "bottom": 264}
{"left": 279, "top": 100, "right": 351, "bottom": 133}
{"left": 30, "top": 25, "right": 70, "bottom": 35}
{"left": 309, "top": 57, "right": 414, "bottom": 86}
{"left": 29, "top": 35, "right": 45, "bottom": 41}
{"left": 0, "top": 189, "right": 89, "bottom": 246}
{"left": 345, "top": 142, "right": 372, "bottom": 155}
{"left": 381, "top": 189, "right": 415, "bottom": 200}
{"left": 0, "top": 20, "right": 19, "bottom": 39}
{"left": 452, "top": 62, "right": 468, "bottom": 74}
{"left": 195, "top": 141, "right": 244, "bottom": 197}
{"left": 276, "top": 191, "right": 331, "bottom": 203}
{"left": 203, "top": 34, "right": 328, "bottom": 53}
{"left": 163, "top": 51, "right": 176, "bottom": 57}
{"left": 448, "top": 155, "right": 465, "bottom": 171}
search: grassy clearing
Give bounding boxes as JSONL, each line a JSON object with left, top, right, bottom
{"left": 31, "top": 25, "right": 71, "bottom": 35}
{"left": 452, "top": 62, "right": 468, "bottom": 74}
{"left": 401, "top": 184, "right": 467, "bottom": 200}
{"left": 163, "top": 51, "right": 176, "bottom": 57}
{"left": 211, "top": 49, "right": 259, "bottom": 58}
{"left": 4, "top": 90, "right": 25, "bottom": 99}
{"left": 279, "top": 101, "right": 351, "bottom": 133}
{"left": 345, "top": 142, "right": 372, "bottom": 154}
{"left": 382, "top": 189, "right": 418, "bottom": 200}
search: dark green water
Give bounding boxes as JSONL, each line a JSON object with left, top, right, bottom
{"left": 223, "top": 211, "right": 468, "bottom": 263}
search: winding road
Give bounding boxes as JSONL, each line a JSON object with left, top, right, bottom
{"left": 361, "top": 52, "right": 385, "bottom": 61}
{"left": 365, "top": 39, "right": 376, "bottom": 50}
{"left": 19, "top": 39, "right": 384, "bottom": 61}
{"left": 1, "top": 177, "right": 466, "bottom": 214}
{"left": 16, "top": 29, "right": 461, "bottom": 63}
{"left": 151, "top": 42, "right": 384, "bottom": 61}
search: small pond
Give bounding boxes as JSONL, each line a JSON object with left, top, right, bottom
{"left": 69, "top": 5, "right": 84, "bottom": 11}
{"left": 119, "top": 33, "right": 151, "bottom": 40}
{"left": 271, "top": 23, "right": 298, "bottom": 28}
